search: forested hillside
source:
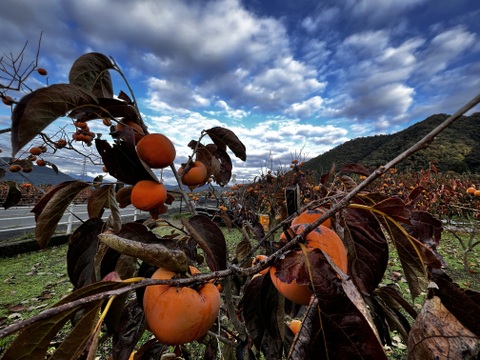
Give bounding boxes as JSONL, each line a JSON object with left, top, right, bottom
{"left": 305, "top": 113, "right": 480, "bottom": 174}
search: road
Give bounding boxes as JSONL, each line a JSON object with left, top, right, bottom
{"left": 0, "top": 203, "right": 183, "bottom": 243}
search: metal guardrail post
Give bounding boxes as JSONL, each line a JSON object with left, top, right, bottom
{"left": 66, "top": 203, "right": 74, "bottom": 234}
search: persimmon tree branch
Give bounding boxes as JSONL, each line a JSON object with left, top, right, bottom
{"left": 243, "top": 92, "right": 480, "bottom": 275}
{"left": 0, "top": 32, "right": 43, "bottom": 92}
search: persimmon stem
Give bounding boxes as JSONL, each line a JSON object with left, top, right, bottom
{"left": 170, "top": 163, "right": 197, "bottom": 214}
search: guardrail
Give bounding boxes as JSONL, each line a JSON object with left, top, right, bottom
{"left": 0, "top": 204, "right": 147, "bottom": 237}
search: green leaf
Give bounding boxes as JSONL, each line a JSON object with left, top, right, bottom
{"left": 11, "top": 84, "right": 98, "bottom": 157}
{"left": 69, "top": 52, "right": 114, "bottom": 98}
{"left": 31, "top": 180, "right": 90, "bottom": 248}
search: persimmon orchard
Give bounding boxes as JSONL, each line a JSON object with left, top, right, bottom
{"left": 1, "top": 47, "right": 480, "bottom": 360}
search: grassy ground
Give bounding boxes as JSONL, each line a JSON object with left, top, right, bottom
{"left": 0, "top": 220, "right": 478, "bottom": 358}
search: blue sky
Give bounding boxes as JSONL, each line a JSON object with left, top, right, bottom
{"left": 1, "top": 0, "right": 479, "bottom": 185}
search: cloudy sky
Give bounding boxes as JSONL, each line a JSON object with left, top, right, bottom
{"left": 1, "top": 0, "right": 479, "bottom": 185}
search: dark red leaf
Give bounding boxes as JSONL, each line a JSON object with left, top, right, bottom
{"left": 2, "top": 181, "right": 22, "bottom": 209}
{"left": 205, "top": 127, "right": 247, "bottom": 161}
{"left": 403, "top": 210, "right": 443, "bottom": 248}
{"left": 288, "top": 250, "right": 388, "bottom": 360}
{"left": 183, "top": 215, "right": 227, "bottom": 271}
{"left": 31, "top": 180, "right": 90, "bottom": 248}
{"left": 11, "top": 84, "right": 98, "bottom": 157}
{"left": 48, "top": 302, "right": 104, "bottom": 360}
{"left": 87, "top": 185, "right": 111, "bottom": 218}
{"left": 342, "top": 206, "right": 389, "bottom": 294}
{"left": 112, "top": 300, "right": 146, "bottom": 360}
{"left": 67, "top": 218, "right": 104, "bottom": 288}
{"left": 1, "top": 298, "right": 104, "bottom": 360}
{"left": 212, "top": 147, "right": 233, "bottom": 186}
{"left": 372, "top": 197, "right": 411, "bottom": 223}
{"left": 69, "top": 52, "right": 114, "bottom": 98}
{"left": 340, "top": 163, "right": 371, "bottom": 176}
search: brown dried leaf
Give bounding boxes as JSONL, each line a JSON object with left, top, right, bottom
{"left": 98, "top": 233, "right": 189, "bottom": 273}
{"left": 408, "top": 295, "right": 480, "bottom": 359}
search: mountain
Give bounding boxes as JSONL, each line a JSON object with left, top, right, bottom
{"left": 0, "top": 158, "right": 76, "bottom": 185}
{"left": 304, "top": 113, "right": 480, "bottom": 175}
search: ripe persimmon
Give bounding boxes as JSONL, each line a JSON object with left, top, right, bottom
{"left": 252, "top": 254, "right": 269, "bottom": 275}
{"left": 8, "top": 164, "right": 21, "bottom": 172}
{"left": 37, "top": 68, "right": 48, "bottom": 76}
{"left": 2, "top": 95, "right": 14, "bottom": 106}
{"left": 291, "top": 206, "right": 331, "bottom": 229}
{"left": 130, "top": 180, "right": 167, "bottom": 216}
{"left": 29, "top": 147, "right": 42, "bottom": 156}
{"left": 270, "top": 224, "right": 348, "bottom": 306}
{"left": 55, "top": 139, "right": 67, "bottom": 149}
{"left": 136, "top": 133, "right": 176, "bottom": 169}
{"left": 178, "top": 161, "right": 208, "bottom": 186}
{"left": 143, "top": 266, "right": 221, "bottom": 345}
{"left": 116, "top": 120, "right": 145, "bottom": 143}
{"left": 36, "top": 159, "right": 46, "bottom": 166}
{"left": 102, "top": 118, "right": 112, "bottom": 126}
{"left": 74, "top": 120, "right": 88, "bottom": 129}
{"left": 467, "top": 187, "right": 476, "bottom": 195}
{"left": 474, "top": 190, "right": 480, "bottom": 197}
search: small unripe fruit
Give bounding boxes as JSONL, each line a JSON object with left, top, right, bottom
{"left": 289, "top": 319, "right": 302, "bottom": 335}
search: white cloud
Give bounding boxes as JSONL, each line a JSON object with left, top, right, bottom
{"left": 285, "top": 96, "right": 324, "bottom": 118}
{"left": 415, "top": 26, "right": 476, "bottom": 78}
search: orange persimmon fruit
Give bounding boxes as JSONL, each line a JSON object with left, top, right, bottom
{"left": 37, "top": 68, "right": 48, "bottom": 76}
{"left": 270, "top": 224, "right": 348, "bottom": 306}
{"left": 178, "top": 161, "right": 208, "bottom": 187}
{"left": 291, "top": 206, "right": 331, "bottom": 229}
{"left": 143, "top": 266, "right": 221, "bottom": 345}
{"left": 136, "top": 133, "right": 176, "bottom": 169}
{"left": 130, "top": 180, "right": 167, "bottom": 214}
{"left": 29, "top": 147, "right": 42, "bottom": 156}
